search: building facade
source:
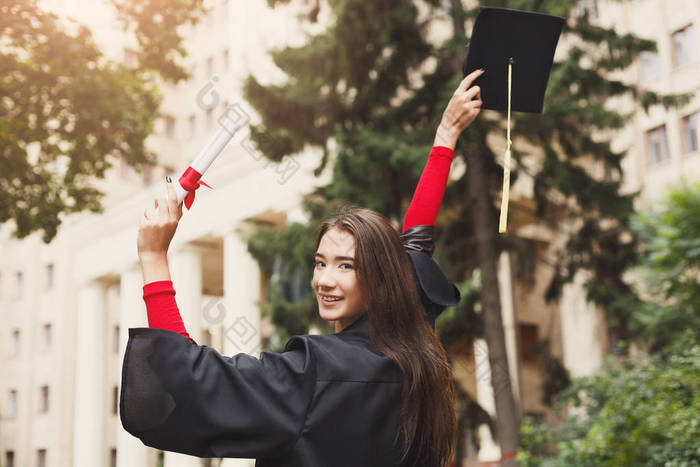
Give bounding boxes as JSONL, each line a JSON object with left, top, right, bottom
{"left": 1, "top": 0, "right": 698, "bottom": 466}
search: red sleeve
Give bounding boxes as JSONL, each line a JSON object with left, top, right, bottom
{"left": 143, "top": 280, "right": 193, "bottom": 343}
{"left": 402, "top": 146, "right": 455, "bottom": 233}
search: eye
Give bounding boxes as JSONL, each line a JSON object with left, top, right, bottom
{"left": 314, "top": 260, "right": 324, "bottom": 268}
{"left": 340, "top": 263, "right": 353, "bottom": 270}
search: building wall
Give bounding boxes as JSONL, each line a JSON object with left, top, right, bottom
{"left": 0, "top": 1, "right": 329, "bottom": 466}
{"left": 1, "top": 0, "right": 698, "bottom": 466}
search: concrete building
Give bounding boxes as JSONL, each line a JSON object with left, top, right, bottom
{"left": 1, "top": 0, "right": 698, "bottom": 466}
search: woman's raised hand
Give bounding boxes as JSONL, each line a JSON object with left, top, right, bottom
{"left": 137, "top": 179, "right": 183, "bottom": 260}
{"left": 433, "top": 68, "right": 484, "bottom": 149}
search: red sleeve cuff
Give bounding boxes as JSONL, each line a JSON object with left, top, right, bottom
{"left": 143, "top": 280, "right": 176, "bottom": 299}
{"left": 431, "top": 146, "right": 455, "bottom": 160}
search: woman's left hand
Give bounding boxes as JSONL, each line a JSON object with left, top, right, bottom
{"left": 433, "top": 68, "right": 484, "bottom": 149}
{"left": 137, "top": 179, "right": 183, "bottom": 260}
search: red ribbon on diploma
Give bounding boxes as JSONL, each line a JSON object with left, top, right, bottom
{"left": 179, "top": 166, "right": 213, "bottom": 210}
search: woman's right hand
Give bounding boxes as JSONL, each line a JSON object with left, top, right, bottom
{"left": 137, "top": 179, "right": 183, "bottom": 261}
{"left": 433, "top": 68, "right": 484, "bottom": 149}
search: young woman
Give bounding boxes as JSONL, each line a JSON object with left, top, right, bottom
{"left": 121, "top": 69, "right": 483, "bottom": 467}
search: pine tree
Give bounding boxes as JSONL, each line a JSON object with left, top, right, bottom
{"left": 242, "top": 0, "right": 688, "bottom": 461}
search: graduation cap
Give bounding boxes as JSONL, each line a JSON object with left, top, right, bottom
{"left": 461, "top": 7, "right": 565, "bottom": 232}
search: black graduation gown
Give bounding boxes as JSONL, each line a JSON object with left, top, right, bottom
{"left": 119, "top": 224, "right": 460, "bottom": 466}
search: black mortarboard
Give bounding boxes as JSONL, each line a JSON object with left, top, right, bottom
{"left": 460, "top": 7, "right": 564, "bottom": 232}
{"left": 462, "top": 7, "right": 565, "bottom": 113}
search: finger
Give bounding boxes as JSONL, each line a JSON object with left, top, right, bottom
{"left": 457, "top": 68, "right": 485, "bottom": 93}
{"left": 145, "top": 200, "right": 157, "bottom": 220}
{"left": 463, "top": 85, "right": 481, "bottom": 102}
{"left": 165, "top": 181, "right": 179, "bottom": 218}
{"left": 156, "top": 198, "right": 169, "bottom": 221}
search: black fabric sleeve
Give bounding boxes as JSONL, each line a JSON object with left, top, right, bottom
{"left": 401, "top": 225, "right": 461, "bottom": 328}
{"left": 400, "top": 224, "right": 435, "bottom": 257}
{"left": 119, "top": 327, "right": 316, "bottom": 459}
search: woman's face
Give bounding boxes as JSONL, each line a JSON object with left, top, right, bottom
{"left": 313, "top": 227, "right": 365, "bottom": 333}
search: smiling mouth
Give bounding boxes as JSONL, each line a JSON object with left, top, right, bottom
{"left": 319, "top": 295, "right": 344, "bottom": 303}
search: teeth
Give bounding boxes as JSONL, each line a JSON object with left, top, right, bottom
{"left": 322, "top": 296, "right": 342, "bottom": 301}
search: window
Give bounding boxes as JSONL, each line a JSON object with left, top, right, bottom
{"left": 12, "top": 329, "right": 20, "bottom": 357}
{"left": 165, "top": 116, "right": 176, "bottom": 138}
{"left": 672, "top": 24, "right": 698, "bottom": 67}
{"left": 112, "top": 386, "right": 119, "bottom": 415}
{"left": 113, "top": 325, "right": 120, "bottom": 354}
{"left": 646, "top": 125, "right": 671, "bottom": 166}
{"left": 42, "top": 324, "right": 52, "bottom": 353}
{"left": 8, "top": 390, "right": 17, "bottom": 419}
{"left": 109, "top": 448, "right": 117, "bottom": 467}
{"left": 39, "top": 386, "right": 49, "bottom": 413}
{"left": 188, "top": 115, "right": 196, "bottom": 138}
{"left": 206, "top": 56, "right": 214, "bottom": 78}
{"left": 37, "top": 449, "right": 46, "bottom": 467}
{"left": 222, "top": 49, "right": 229, "bottom": 72}
{"left": 5, "top": 451, "right": 14, "bottom": 467}
{"left": 681, "top": 111, "right": 699, "bottom": 153}
{"left": 518, "top": 323, "right": 539, "bottom": 363}
{"left": 639, "top": 50, "right": 661, "bottom": 83}
{"left": 15, "top": 271, "right": 23, "bottom": 300}
{"left": 46, "top": 263, "right": 54, "bottom": 290}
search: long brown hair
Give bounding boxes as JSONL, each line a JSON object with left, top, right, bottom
{"left": 314, "top": 205, "right": 457, "bottom": 466}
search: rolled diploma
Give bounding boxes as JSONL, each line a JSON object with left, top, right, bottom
{"left": 162, "top": 116, "right": 242, "bottom": 210}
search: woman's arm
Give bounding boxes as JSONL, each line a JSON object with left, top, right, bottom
{"left": 401, "top": 145, "right": 455, "bottom": 233}
{"left": 137, "top": 182, "right": 192, "bottom": 342}
{"left": 143, "top": 280, "right": 193, "bottom": 343}
{"left": 402, "top": 69, "right": 484, "bottom": 233}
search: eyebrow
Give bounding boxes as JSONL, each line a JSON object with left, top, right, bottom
{"left": 315, "top": 252, "right": 355, "bottom": 262}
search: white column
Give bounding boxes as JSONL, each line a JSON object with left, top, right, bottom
{"left": 169, "top": 246, "right": 204, "bottom": 343}
{"left": 73, "top": 280, "right": 107, "bottom": 467}
{"left": 116, "top": 267, "right": 150, "bottom": 467}
{"left": 222, "top": 228, "right": 262, "bottom": 357}
{"left": 473, "top": 339, "right": 501, "bottom": 462}
{"left": 220, "top": 228, "right": 260, "bottom": 467}
{"left": 560, "top": 270, "right": 604, "bottom": 378}
{"left": 164, "top": 246, "right": 203, "bottom": 467}
{"left": 497, "top": 251, "right": 522, "bottom": 410}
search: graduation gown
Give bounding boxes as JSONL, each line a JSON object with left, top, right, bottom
{"left": 119, "top": 224, "right": 460, "bottom": 466}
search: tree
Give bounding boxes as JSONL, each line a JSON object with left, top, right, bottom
{"left": 241, "top": 0, "right": 688, "bottom": 462}
{"left": 0, "top": 0, "right": 205, "bottom": 242}
{"left": 518, "top": 333, "right": 700, "bottom": 466}
{"left": 627, "top": 181, "right": 700, "bottom": 351}
{"left": 519, "top": 184, "right": 700, "bottom": 465}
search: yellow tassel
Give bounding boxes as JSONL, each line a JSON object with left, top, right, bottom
{"left": 499, "top": 59, "right": 513, "bottom": 234}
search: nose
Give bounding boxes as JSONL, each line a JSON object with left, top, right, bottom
{"left": 315, "top": 267, "right": 336, "bottom": 290}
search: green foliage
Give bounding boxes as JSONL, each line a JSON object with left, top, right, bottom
{"left": 518, "top": 333, "right": 700, "bottom": 466}
{"left": 627, "top": 181, "right": 700, "bottom": 351}
{"left": 0, "top": 0, "right": 204, "bottom": 242}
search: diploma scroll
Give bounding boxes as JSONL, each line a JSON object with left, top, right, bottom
{"left": 156, "top": 108, "right": 245, "bottom": 214}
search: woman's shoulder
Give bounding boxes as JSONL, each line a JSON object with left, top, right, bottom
{"left": 283, "top": 332, "right": 402, "bottom": 384}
